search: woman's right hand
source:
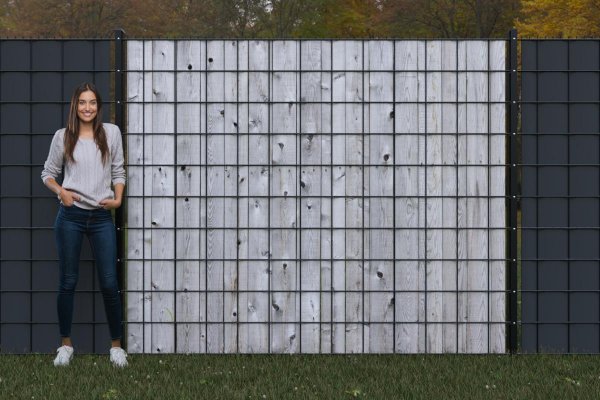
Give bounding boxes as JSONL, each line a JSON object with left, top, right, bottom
{"left": 58, "top": 189, "right": 81, "bottom": 207}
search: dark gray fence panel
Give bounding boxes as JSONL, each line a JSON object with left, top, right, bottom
{"left": 521, "top": 40, "right": 600, "bottom": 353}
{"left": 0, "top": 39, "right": 113, "bottom": 353}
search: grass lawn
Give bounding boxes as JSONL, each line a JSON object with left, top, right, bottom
{"left": 1, "top": 354, "right": 600, "bottom": 399}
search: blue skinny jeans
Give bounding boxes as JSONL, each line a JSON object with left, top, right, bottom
{"left": 54, "top": 204, "right": 122, "bottom": 340}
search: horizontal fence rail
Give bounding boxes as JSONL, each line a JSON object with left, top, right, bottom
{"left": 124, "top": 39, "right": 507, "bottom": 354}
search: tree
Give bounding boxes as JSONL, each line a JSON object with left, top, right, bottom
{"left": 294, "top": 0, "right": 389, "bottom": 38}
{"left": 516, "top": 0, "right": 600, "bottom": 38}
{"left": 0, "top": 0, "right": 129, "bottom": 37}
{"left": 215, "top": 0, "right": 267, "bottom": 38}
{"left": 380, "top": 0, "right": 520, "bottom": 38}
{"left": 253, "top": 0, "right": 317, "bottom": 38}
{"left": 0, "top": 0, "right": 525, "bottom": 39}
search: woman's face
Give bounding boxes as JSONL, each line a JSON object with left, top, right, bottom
{"left": 77, "top": 90, "right": 98, "bottom": 123}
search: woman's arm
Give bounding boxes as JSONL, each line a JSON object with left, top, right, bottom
{"left": 100, "top": 126, "right": 126, "bottom": 210}
{"left": 100, "top": 183, "right": 124, "bottom": 209}
{"left": 41, "top": 130, "right": 80, "bottom": 206}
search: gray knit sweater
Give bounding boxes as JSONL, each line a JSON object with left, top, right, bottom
{"left": 41, "top": 123, "right": 126, "bottom": 210}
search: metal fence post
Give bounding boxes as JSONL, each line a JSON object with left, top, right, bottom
{"left": 113, "top": 28, "right": 126, "bottom": 347}
{"left": 507, "top": 28, "right": 519, "bottom": 353}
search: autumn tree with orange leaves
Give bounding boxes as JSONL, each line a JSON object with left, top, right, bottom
{"left": 516, "top": 0, "right": 600, "bottom": 38}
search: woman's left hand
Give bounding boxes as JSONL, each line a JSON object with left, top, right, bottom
{"left": 99, "top": 198, "right": 122, "bottom": 210}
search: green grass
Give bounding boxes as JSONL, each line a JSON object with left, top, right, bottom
{"left": 1, "top": 354, "right": 600, "bottom": 399}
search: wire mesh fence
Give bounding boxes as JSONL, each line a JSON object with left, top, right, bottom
{"left": 4, "top": 33, "right": 597, "bottom": 354}
{"left": 123, "top": 39, "right": 508, "bottom": 354}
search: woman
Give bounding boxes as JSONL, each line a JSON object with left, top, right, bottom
{"left": 41, "top": 82, "right": 127, "bottom": 367}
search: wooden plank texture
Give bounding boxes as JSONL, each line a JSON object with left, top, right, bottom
{"left": 395, "top": 40, "right": 426, "bottom": 353}
{"left": 440, "top": 41, "right": 459, "bottom": 353}
{"left": 241, "top": 40, "right": 270, "bottom": 353}
{"left": 270, "top": 40, "right": 299, "bottom": 354}
{"left": 148, "top": 40, "right": 177, "bottom": 354}
{"left": 489, "top": 40, "right": 506, "bottom": 353}
{"left": 175, "top": 40, "right": 202, "bottom": 353}
{"left": 300, "top": 40, "right": 323, "bottom": 353}
{"left": 367, "top": 41, "right": 394, "bottom": 353}
{"left": 206, "top": 40, "right": 225, "bottom": 353}
{"left": 126, "top": 39, "right": 506, "bottom": 354}
{"left": 125, "top": 40, "right": 145, "bottom": 353}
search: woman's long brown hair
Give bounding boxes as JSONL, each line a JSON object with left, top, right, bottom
{"left": 64, "top": 82, "right": 109, "bottom": 164}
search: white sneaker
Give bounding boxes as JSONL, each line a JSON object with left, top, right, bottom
{"left": 110, "top": 347, "right": 128, "bottom": 368}
{"left": 53, "top": 345, "right": 74, "bottom": 367}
